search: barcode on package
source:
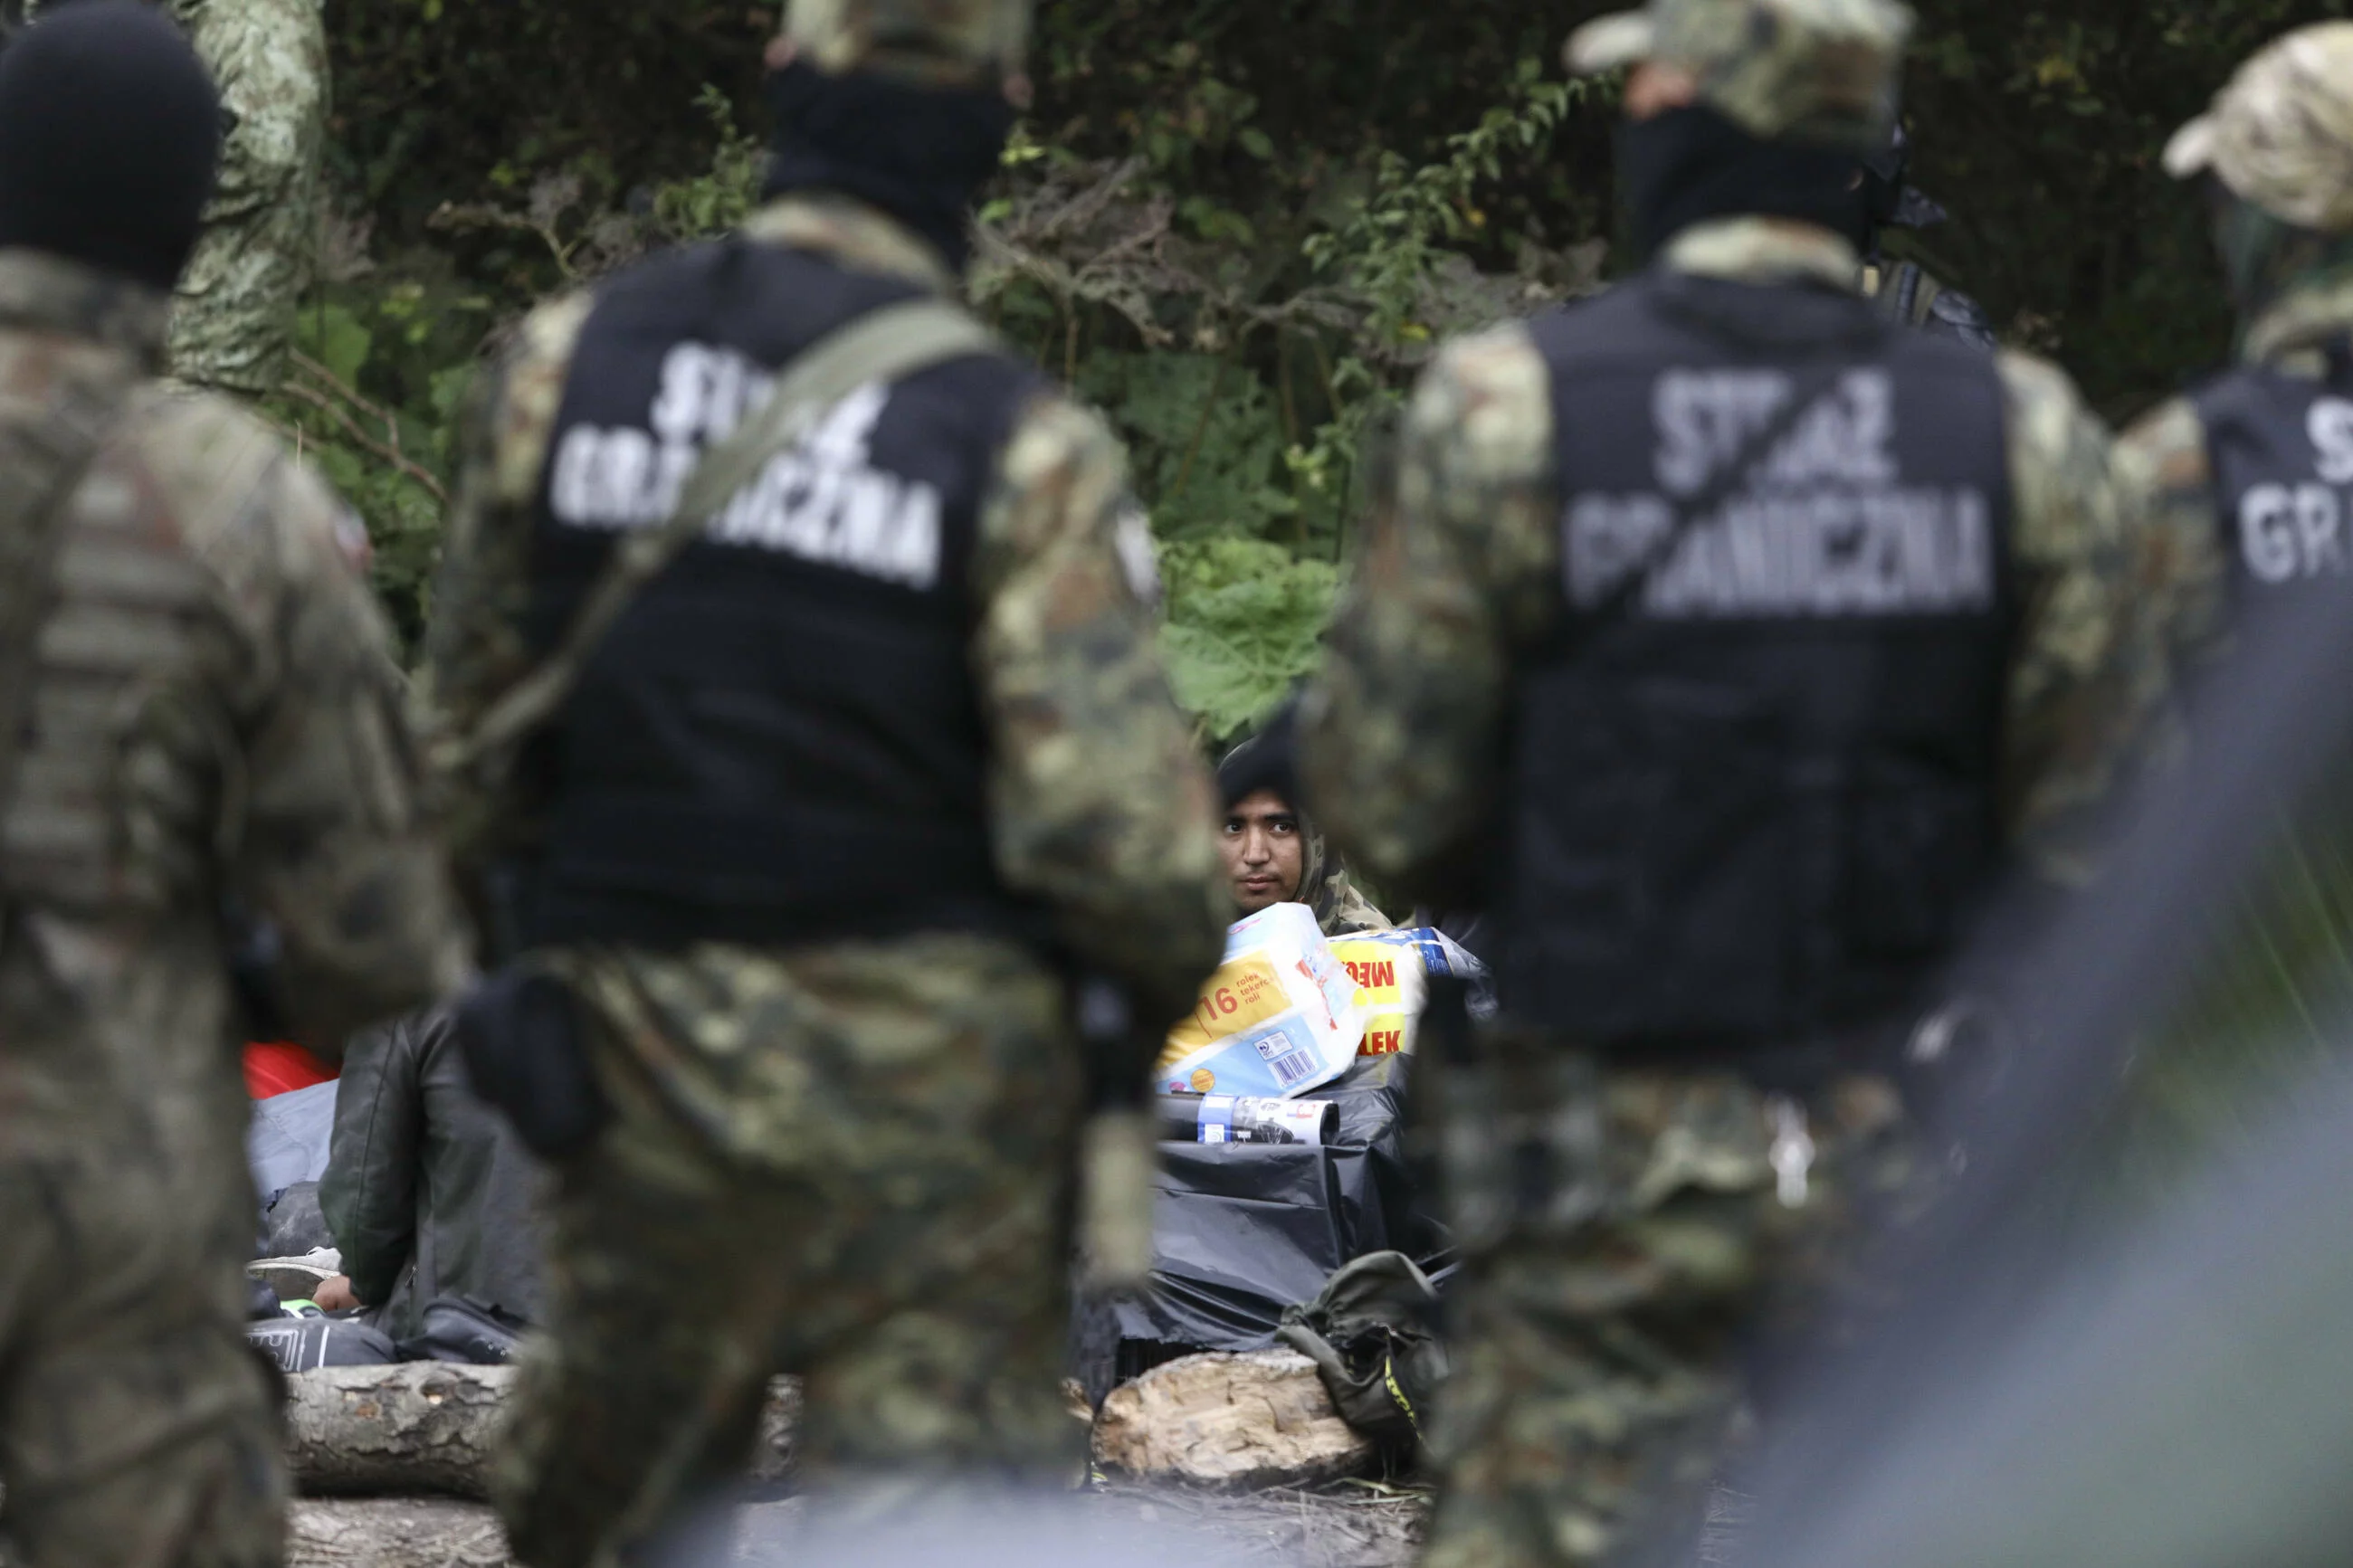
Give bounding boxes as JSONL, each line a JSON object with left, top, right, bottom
{"left": 1257, "top": 1035, "right": 1318, "bottom": 1088}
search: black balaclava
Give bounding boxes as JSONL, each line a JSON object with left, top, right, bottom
{"left": 0, "top": 0, "right": 222, "bottom": 291}
{"left": 763, "top": 60, "right": 1015, "bottom": 271}
{"left": 1617, "top": 104, "right": 1864, "bottom": 266}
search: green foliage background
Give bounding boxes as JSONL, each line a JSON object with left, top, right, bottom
{"left": 301, "top": 0, "right": 2353, "bottom": 696}
{"left": 277, "top": 0, "right": 2353, "bottom": 1175}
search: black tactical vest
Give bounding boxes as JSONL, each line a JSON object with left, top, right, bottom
{"left": 2190, "top": 359, "right": 2353, "bottom": 600}
{"left": 1495, "top": 269, "right": 2018, "bottom": 1060}
{"left": 515, "top": 234, "right": 1043, "bottom": 951}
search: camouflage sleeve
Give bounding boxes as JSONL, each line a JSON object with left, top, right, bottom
{"left": 1996, "top": 349, "right": 2165, "bottom": 882}
{"left": 2116, "top": 394, "right": 2234, "bottom": 675}
{"left": 970, "top": 392, "right": 1229, "bottom": 1029}
{"left": 416, "top": 292, "right": 594, "bottom": 889}
{"left": 167, "top": 0, "right": 329, "bottom": 395}
{"left": 1299, "top": 322, "right": 1561, "bottom": 907}
{"left": 172, "top": 405, "right": 472, "bottom": 1048}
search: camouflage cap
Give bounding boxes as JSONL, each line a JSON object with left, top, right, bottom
{"left": 783, "top": 0, "right": 1029, "bottom": 87}
{"left": 1566, "top": 0, "right": 1913, "bottom": 150}
{"left": 2165, "top": 24, "right": 2353, "bottom": 233}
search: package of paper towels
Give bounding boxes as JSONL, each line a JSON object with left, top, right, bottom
{"left": 1156, "top": 902, "right": 1363, "bottom": 1099}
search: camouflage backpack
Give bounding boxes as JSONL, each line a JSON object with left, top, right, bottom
{"left": 1277, "top": 1251, "right": 1449, "bottom": 1456}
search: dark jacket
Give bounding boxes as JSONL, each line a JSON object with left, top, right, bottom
{"left": 319, "top": 1010, "right": 545, "bottom": 1340}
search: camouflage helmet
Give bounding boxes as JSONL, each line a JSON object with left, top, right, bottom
{"left": 1566, "top": 0, "right": 1913, "bottom": 151}
{"left": 782, "top": 0, "right": 1029, "bottom": 88}
{"left": 2164, "top": 23, "right": 2353, "bottom": 234}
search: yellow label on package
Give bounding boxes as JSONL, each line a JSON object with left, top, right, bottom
{"left": 1157, "top": 904, "right": 1363, "bottom": 1099}
{"left": 1330, "top": 936, "right": 1429, "bottom": 1057}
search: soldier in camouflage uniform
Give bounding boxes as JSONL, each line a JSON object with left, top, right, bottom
{"left": 0, "top": 8, "right": 467, "bottom": 1565}
{"left": 166, "top": 0, "right": 329, "bottom": 396}
{"left": 5, "top": 0, "right": 328, "bottom": 396}
{"left": 2119, "top": 24, "right": 2353, "bottom": 674}
{"left": 421, "top": 2, "right": 1227, "bottom": 1561}
{"left": 1299, "top": 1, "right": 2152, "bottom": 1563}
{"left": 1857, "top": 122, "right": 1999, "bottom": 350}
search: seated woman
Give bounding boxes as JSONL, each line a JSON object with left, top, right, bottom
{"left": 1217, "top": 727, "right": 1392, "bottom": 937}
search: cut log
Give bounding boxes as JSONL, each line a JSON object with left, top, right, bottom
{"left": 283, "top": 1365, "right": 801, "bottom": 1500}
{"left": 286, "top": 1364, "right": 516, "bottom": 1499}
{"left": 1091, "top": 1349, "right": 1377, "bottom": 1491}
{"left": 287, "top": 1497, "right": 512, "bottom": 1567}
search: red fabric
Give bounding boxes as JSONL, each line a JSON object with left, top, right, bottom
{"left": 243, "top": 1041, "right": 335, "bottom": 1099}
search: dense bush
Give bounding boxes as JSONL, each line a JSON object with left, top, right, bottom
{"left": 309, "top": 0, "right": 2353, "bottom": 674}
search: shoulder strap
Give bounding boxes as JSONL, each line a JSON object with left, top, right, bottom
{"left": 446, "top": 295, "right": 1002, "bottom": 778}
{"left": 0, "top": 366, "right": 135, "bottom": 845}
{"left": 1905, "top": 265, "right": 1943, "bottom": 328}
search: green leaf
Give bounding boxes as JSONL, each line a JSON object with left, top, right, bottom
{"left": 1157, "top": 537, "right": 1339, "bottom": 740}
{"left": 308, "top": 305, "right": 373, "bottom": 390}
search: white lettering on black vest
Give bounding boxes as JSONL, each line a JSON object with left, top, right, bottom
{"left": 2233, "top": 395, "right": 2353, "bottom": 586}
{"left": 547, "top": 343, "right": 945, "bottom": 591}
{"left": 1568, "top": 368, "right": 1995, "bottom": 618}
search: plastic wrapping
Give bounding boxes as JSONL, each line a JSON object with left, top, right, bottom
{"left": 1157, "top": 1094, "right": 1340, "bottom": 1145}
{"left": 246, "top": 1078, "right": 338, "bottom": 1203}
{"left": 1157, "top": 904, "right": 1363, "bottom": 1098}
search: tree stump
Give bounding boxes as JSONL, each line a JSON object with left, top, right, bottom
{"left": 1091, "top": 1350, "right": 1377, "bottom": 1490}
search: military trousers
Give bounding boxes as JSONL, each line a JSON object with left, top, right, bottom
{"left": 0, "top": 1101, "right": 283, "bottom": 1568}
{"left": 493, "top": 937, "right": 1089, "bottom": 1568}
{"left": 1419, "top": 1041, "right": 1919, "bottom": 1568}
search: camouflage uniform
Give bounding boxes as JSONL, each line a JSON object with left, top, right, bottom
{"left": 1296, "top": 824, "right": 1394, "bottom": 937}
{"left": 0, "top": 251, "right": 466, "bottom": 1565}
{"left": 168, "top": 0, "right": 329, "bottom": 395}
{"left": 2120, "top": 24, "right": 2353, "bottom": 675}
{"left": 422, "top": 10, "right": 1224, "bottom": 1559}
{"left": 1300, "top": 4, "right": 2152, "bottom": 1563}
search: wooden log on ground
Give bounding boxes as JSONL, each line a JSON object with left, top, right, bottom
{"left": 283, "top": 1365, "right": 801, "bottom": 1500}
{"left": 1091, "top": 1350, "right": 1377, "bottom": 1491}
{"left": 287, "top": 1497, "right": 512, "bottom": 1567}
{"left": 286, "top": 1364, "right": 517, "bottom": 1499}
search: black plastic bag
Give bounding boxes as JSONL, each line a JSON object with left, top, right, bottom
{"left": 1107, "top": 1056, "right": 1434, "bottom": 1355}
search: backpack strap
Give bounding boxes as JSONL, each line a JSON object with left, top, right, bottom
{"left": 439, "top": 295, "right": 1003, "bottom": 789}
{"left": 0, "top": 364, "right": 136, "bottom": 866}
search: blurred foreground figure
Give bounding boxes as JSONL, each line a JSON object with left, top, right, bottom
{"left": 1734, "top": 1052, "right": 2353, "bottom": 1568}
{"left": 2120, "top": 24, "right": 2353, "bottom": 676}
{"left": 1300, "top": 0, "right": 2149, "bottom": 1561}
{"left": 0, "top": 6, "right": 465, "bottom": 1564}
{"left": 422, "top": 1, "right": 1227, "bottom": 1561}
